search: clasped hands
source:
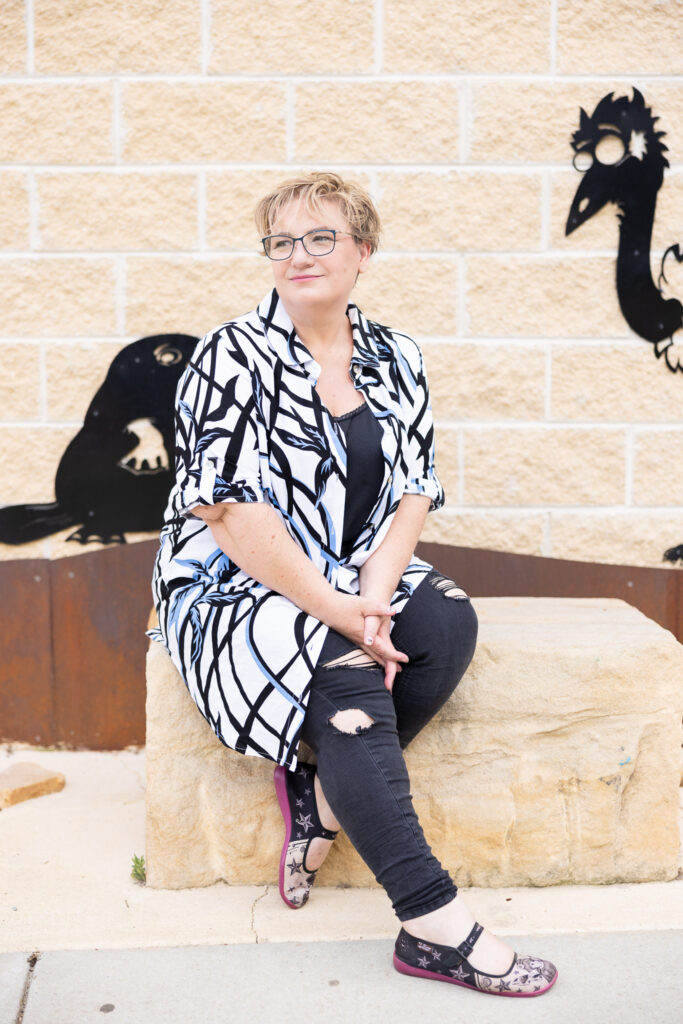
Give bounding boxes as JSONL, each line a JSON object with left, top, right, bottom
{"left": 328, "top": 593, "right": 408, "bottom": 693}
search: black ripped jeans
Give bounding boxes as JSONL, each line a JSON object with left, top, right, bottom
{"left": 300, "top": 569, "right": 478, "bottom": 921}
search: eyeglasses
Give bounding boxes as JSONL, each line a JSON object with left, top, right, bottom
{"left": 261, "top": 229, "right": 355, "bottom": 261}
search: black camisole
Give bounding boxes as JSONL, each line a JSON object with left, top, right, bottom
{"left": 333, "top": 402, "right": 384, "bottom": 558}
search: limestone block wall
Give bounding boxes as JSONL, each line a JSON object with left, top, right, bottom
{"left": 2, "top": 1, "right": 683, "bottom": 566}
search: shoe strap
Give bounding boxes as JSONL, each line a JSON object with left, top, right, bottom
{"left": 455, "top": 922, "right": 484, "bottom": 962}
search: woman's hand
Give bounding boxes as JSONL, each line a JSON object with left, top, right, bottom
{"left": 362, "top": 614, "right": 404, "bottom": 693}
{"left": 326, "top": 595, "right": 408, "bottom": 684}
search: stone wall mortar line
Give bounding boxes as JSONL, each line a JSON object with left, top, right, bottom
{"left": 8, "top": 163, "right": 665, "bottom": 176}
{"left": 4, "top": 72, "right": 683, "bottom": 85}
{"left": 25, "top": 0, "right": 34, "bottom": 75}
{"left": 549, "top": 0, "right": 558, "bottom": 76}
{"left": 201, "top": 0, "right": 212, "bottom": 76}
{"left": 373, "top": 0, "right": 384, "bottom": 75}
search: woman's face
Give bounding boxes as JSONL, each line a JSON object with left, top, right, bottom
{"left": 266, "top": 197, "right": 370, "bottom": 318}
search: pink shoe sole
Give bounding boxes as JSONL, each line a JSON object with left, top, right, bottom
{"left": 273, "top": 765, "right": 298, "bottom": 909}
{"left": 393, "top": 953, "right": 558, "bottom": 997}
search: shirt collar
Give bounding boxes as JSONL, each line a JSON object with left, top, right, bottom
{"left": 257, "top": 288, "right": 381, "bottom": 371}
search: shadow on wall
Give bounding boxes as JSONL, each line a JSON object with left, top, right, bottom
{"left": 0, "top": 333, "right": 198, "bottom": 546}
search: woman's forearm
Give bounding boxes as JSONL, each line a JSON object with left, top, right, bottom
{"left": 359, "top": 493, "right": 431, "bottom": 603}
{"left": 198, "top": 502, "right": 341, "bottom": 624}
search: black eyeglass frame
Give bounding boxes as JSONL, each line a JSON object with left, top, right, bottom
{"left": 261, "top": 229, "right": 356, "bottom": 260}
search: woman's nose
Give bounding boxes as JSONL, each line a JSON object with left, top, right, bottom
{"left": 290, "top": 238, "right": 314, "bottom": 264}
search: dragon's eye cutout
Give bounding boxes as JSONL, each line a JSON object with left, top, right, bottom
{"left": 572, "top": 149, "right": 593, "bottom": 172}
{"left": 594, "top": 133, "right": 626, "bottom": 166}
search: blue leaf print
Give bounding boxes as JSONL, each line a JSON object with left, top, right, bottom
{"left": 196, "top": 428, "right": 230, "bottom": 455}
{"left": 189, "top": 604, "right": 203, "bottom": 665}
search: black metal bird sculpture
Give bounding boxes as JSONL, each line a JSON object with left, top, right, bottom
{"left": 567, "top": 89, "right": 683, "bottom": 371}
{"left": 566, "top": 90, "right": 683, "bottom": 565}
{"left": 0, "top": 333, "right": 197, "bottom": 546}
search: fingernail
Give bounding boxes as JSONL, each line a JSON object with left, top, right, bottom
{"left": 365, "top": 637, "right": 373, "bottom": 645}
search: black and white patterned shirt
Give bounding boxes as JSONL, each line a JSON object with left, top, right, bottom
{"left": 152, "top": 288, "right": 444, "bottom": 768}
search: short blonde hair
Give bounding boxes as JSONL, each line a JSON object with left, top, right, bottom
{"left": 254, "top": 171, "right": 381, "bottom": 255}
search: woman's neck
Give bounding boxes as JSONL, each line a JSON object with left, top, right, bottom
{"left": 288, "top": 306, "right": 353, "bottom": 364}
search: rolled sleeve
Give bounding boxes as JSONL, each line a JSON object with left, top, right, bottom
{"left": 402, "top": 346, "right": 445, "bottom": 512}
{"left": 174, "top": 330, "right": 265, "bottom": 517}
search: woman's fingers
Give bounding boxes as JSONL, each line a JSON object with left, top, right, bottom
{"left": 363, "top": 614, "right": 381, "bottom": 645}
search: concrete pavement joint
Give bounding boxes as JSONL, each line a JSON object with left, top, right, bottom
{"left": 251, "top": 885, "right": 270, "bottom": 943}
{"left": 15, "top": 952, "right": 38, "bottom": 1024}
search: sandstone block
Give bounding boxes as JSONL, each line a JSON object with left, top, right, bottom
{"left": 4, "top": 258, "right": 117, "bottom": 337}
{"left": 0, "top": 762, "right": 65, "bottom": 809}
{"left": 358, "top": 257, "right": 459, "bottom": 337}
{"left": 469, "top": 81, "right": 606, "bottom": 164}
{"left": 125, "top": 255, "right": 272, "bottom": 337}
{"left": 549, "top": 510, "right": 683, "bottom": 568}
{"left": 466, "top": 256, "right": 626, "bottom": 338}
{"left": 210, "top": 0, "right": 373, "bottom": 74}
{"left": 0, "top": 84, "right": 114, "bottom": 165}
{"left": 44, "top": 341, "right": 124, "bottom": 421}
{"left": 37, "top": 173, "right": 198, "bottom": 252}
{"left": 122, "top": 83, "right": 286, "bottom": 164}
{"left": 379, "top": 170, "right": 542, "bottom": 253}
{"left": 0, "top": 1, "right": 27, "bottom": 73}
{"left": 557, "top": 0, "right": 683, "bottom": 74}
{"left": 294, "top": 83, "right": 460, "bottom": 164}
{"left": 0, "top": 344, "right": 41, "bottom": 421}
{"left": 551, "top": 343, "right": 682, "bottom": 422}
{"left": 421, "top": 510, "right": 546, "bottom": 557}
{"left": 146, "top": 598, "right": 683, "bottom": 889}
{"left": 0, "top": 173, "right": 29, "bottom": 251}
{"left": 383, "top": 0, "right": 550, "bottom": 73}
{"left": 633, "top": 429, "right": 683, "bottom": 507}
{"left": 0, "top": 426, "right": 76, "bottom": 505}
{"left": 33, "top": 0, "right": 200, "bottom": 73}
{"left": 424, "top": 341, "right": 546, "bottom": 421}
{"left": 463, "top": 426, "right": 626, "bottom": 506}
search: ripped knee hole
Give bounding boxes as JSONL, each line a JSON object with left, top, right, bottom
{"left": 322, "top": 648, "right": 378, "bottom": 670}
{"left": 329, "top": 708, "right": 375, "bottom": 734}
{"left": 428, "top": 573, "right": 469, "bottom": 600}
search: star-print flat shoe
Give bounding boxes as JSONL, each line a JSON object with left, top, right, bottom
{"left": 393, "top": 925, "right": 558, "bottom": 997}
{"left": 274, "top": 762, "right": 339, "bottom": 909}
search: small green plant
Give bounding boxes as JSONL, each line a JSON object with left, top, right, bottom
{"left": 131, "top": 853, "right": 146, "bottom": 884}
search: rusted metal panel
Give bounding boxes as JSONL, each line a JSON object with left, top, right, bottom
{"left": 417, "top": 543, "right": 683, "bottom": 645}
{"left": 49, "top": 540, "right": 158, "bottom": 748}
{"left": 0, "top": 558, "right": 56, "bottom": 745}
{"left": 1, "top": 541, "right": 680, "bottom": 750}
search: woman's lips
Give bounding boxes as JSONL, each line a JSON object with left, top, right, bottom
{"left": 290, "top": 274, "right": 321, "bottom": 281}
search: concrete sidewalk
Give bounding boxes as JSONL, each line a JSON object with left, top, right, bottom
{"left": 1, "top": 746, "right": 682, "bottom": 1022}
{"left": 5, "top": 932, "right": 683, "bottom": 1024}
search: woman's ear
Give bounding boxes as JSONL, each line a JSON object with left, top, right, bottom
{"left": 357, "top": 241, "right": 371, "bottom": 274}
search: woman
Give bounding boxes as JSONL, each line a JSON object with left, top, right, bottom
{"left": 152, "top": 172, "right": 557, "bottom": 998}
